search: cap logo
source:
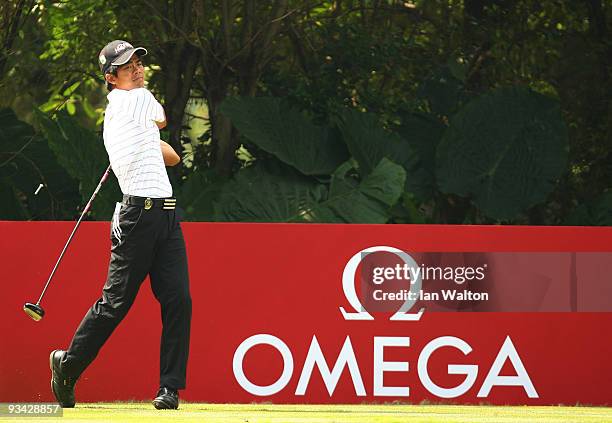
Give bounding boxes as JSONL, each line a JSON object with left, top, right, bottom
{"left": 114, "top": 42, "right": 132, "bottom": 54}
{"left": 99, "top": 54, "right": 106, "bottom": 65}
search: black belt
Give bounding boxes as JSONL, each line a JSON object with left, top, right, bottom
{"left": 122, "top": 195, "right": 177, "bottom": 210}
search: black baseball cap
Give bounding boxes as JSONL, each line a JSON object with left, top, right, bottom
{"left": 98, "top": 40, "right": 147, "bottom": 88}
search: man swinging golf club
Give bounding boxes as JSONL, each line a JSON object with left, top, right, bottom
{"left": 49, "top": 40, "right": 192, "bottom": 410}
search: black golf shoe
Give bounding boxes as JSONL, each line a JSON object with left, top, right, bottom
{"left": 49, "top": 350, "right": 76, "bottom": 408}
{"left": 152, "top": 387, "right": 179, "bottom": 409}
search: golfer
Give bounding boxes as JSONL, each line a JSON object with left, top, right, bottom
{"left": 49, "top": 40, "right": 192, "bottom": 410}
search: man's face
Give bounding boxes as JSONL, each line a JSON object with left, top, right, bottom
{"left": 105, "top": 54, "right": 145, "bottom": 91}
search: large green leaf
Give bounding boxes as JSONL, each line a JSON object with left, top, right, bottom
{"left": 0, "top": 108, "right": 80, "bottom": 220}
{"left": 220, "top": 97, "right": 348, "bottom": 175}
{"left": 565, "top": 192, "right": 612, "bottom": 226}
{"left": 310, "top": 158, "right": 406, "bottom": 223}
{"left": 436, "top": 86, "right": 569, "bottom": 220}
{"left": 213, "top": 164, "right": 326, "bottom": 222}
{"left": 175, "top": 169, "right": 225, "bottom": 221}
{"left": 396, "top": 112, "right": 446, "bottom": 200}
{"left": 214, "top": 158, "right": 405, "bottom": 223}
{"left": 35, "top": 109, "right": 121, "bottom": 219}
{"left": 337, "top": 109, "right": 428, "bottom": 199}
{"left": 0, "top": 179, "right": 28, "bottom": 219}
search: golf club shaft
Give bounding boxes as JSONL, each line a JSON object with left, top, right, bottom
{"left": 36, "top": 165, "right": 112, "bottom": 305}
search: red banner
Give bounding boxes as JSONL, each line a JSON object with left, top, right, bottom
{"left": 0, "top": 222, "right": 611, "bottom": 405}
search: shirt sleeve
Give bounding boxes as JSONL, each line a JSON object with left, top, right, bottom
{"left": 122, "top": 88, "right": 165, "bottom": 127}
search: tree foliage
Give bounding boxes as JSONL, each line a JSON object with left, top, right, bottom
{"left": 0, "top": 0, "right": 610, "bottom": 225}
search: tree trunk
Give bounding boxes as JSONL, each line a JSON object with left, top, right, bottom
{"left": 463, "top": 0, "right": 492, "bottom": 92}
{"left": 207, "top": 81, "right": 236, "bottom": 177}
{"left": 155, "top": 0, "right": 198, "bottom": 179}
{"left": 0, "top": 0, "right": 27, "bottom": 78}
{"left": 203, "top": 0, "right": 288, "bottom": 176}
{"left": 163, "top": 43, "right": 199, "bottom": 154}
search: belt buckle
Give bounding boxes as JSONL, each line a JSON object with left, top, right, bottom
{"left": 144, "top": 198, "right": 153, "bottom": 210}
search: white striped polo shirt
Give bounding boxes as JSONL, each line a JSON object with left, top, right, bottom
{"left": 103, "top": 87, "right": 172, "bottom": 198}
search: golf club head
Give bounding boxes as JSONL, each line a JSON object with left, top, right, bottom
{"left": 23, "top": 302, "right": 45, "bottom": 321}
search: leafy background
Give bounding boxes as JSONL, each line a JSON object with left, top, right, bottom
{"left": 0, "top": 0, "right": 610, "bottom": 225}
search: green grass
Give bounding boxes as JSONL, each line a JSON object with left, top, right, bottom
{"left": 2, "top": 403, "right": 612, "bottom": 423}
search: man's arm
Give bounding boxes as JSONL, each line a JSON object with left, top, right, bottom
{"left": 153, "top": 95, "right": 166, "bottom": 128}
{"left": 143, "top": 90, "right": 175, "bottom": 164}
{"left": 155, "top": 109, "right": 167, "bottom": 129}
{"left": 161, "top": 141, "right": 180, "bottom": 166}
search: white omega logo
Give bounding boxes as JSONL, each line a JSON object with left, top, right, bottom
{"left": 339, "top": 246, "right": 424, "bottom": 321}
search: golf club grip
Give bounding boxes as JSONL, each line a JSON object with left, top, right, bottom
{"left": 36, "top": 165, "right": 112, "bottom": 304}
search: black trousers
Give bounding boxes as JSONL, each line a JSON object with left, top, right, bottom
{"left": 62, "top": 198, "right": 192, "bottom": 390}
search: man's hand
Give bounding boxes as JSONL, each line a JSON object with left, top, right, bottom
{"left": 160, "top": 141, "right": 180, "bottom": 166}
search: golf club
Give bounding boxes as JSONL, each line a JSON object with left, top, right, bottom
{"left": 23, "top": 165, "right": 112, "bottom": 322}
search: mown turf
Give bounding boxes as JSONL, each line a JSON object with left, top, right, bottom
{"left": 1, "top": 403, "right": 611, "bottom": 423}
